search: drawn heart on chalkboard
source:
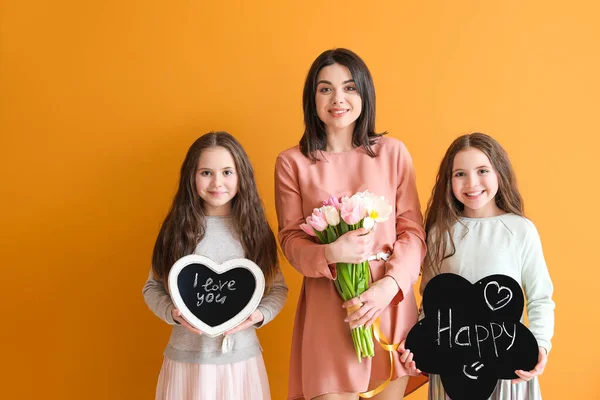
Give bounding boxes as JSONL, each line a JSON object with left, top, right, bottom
{"left": 484, "top": 281, "right": 513, "bottom": 311}
{"left": 168, "top": 255, "right": 265, "bottom": 337}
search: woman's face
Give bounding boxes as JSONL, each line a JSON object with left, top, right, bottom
{"left": 314, "top": 63, "right": 362, "bottom": 136}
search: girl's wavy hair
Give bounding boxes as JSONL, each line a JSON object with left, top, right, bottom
{"left": 152, "top": 131, "right": 278, "bottom": 289}
{"left": 300, "top": 48, "right": 386, "bottom": 161}
{"left": 424, "top": 133, "right": 524, "bottom": 273}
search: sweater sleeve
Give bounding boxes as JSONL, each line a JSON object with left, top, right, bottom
{"left": 142, "top": 268, "right": 178, "bottom": 325}
{"left": 521, "top": 221, "right": 555, "bottom": 353}
{"left": 383, "top": 143, "right": 427, "bottom": 305}
{"left": 255, "top": 268, "right": 289, "bottom": 328}
{"left": 274, "top": 154, "right": 336, "bottom": 279}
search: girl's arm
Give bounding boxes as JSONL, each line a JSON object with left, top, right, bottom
{"left": 255, "top": 268, "right": 289, "bottom": 327}
{"left": 274, "top": 154, "right": 336, "bottom": 279}
{"left": 142, "top": 269, "right": 179, "bottom": 325}
{"left": 521, "top": 220, "right": 555, "bottom": 353}
{"left": 383, "top": 143, "right": 427, "bottom": 305}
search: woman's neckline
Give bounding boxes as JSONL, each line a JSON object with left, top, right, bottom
{"left": 319, "top": 145, "right": 362, "bottom": 155}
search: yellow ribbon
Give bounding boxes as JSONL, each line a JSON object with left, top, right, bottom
{"left": 346, "top": 303, "right": 362, "bottom": 315}
{"left": 358, "top": 318, "right": 400, "bottom": 398}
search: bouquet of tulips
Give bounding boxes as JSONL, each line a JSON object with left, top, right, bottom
{"left": 300, "top": 191, "right": 393, "bottom": 361}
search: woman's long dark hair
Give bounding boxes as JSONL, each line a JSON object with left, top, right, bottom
{"left": 152, "top": 132, "right": 278, "bottom": 289}
{"left": 300, "top": 48, "right": 386, "bottom": 161}
{"left": 424, "top": 133, "right": 524, "bottom": 273}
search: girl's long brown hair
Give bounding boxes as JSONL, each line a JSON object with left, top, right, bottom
{"left": 152, "top": 131, "right": 278, "bottom": 289}
{"left": 424, "top": 133, "right": 524, "bottom": 273}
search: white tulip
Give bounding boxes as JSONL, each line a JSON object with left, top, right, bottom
{"left": 365, "top": 194, "right": 393, "bottom": 223}
{"left": 321, "top": 205, "right": 340, "bottom": 226}
{"left": 363, "top": 216, "right": 375, "bottom": 231}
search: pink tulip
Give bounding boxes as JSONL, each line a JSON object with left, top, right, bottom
{"left": 306, "top": 208, "right": 328, "bottom": 232}
{"left": 322, "top": 195, "right": 342, "bottom": 210}
{"left": 300, "top": 223, "right": 316, "bottom": 237}
{"left": 340, "top": 197, "right": 366, "bottom": 225}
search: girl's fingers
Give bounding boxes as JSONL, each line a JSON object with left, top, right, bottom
{"left": 186, "top": 324, "right": 202, "bottom": 335}
{"left": 225, "top": 320, "right": 250, "bottom": 335}
{"left": 408, "top": 361, "right": 418, "bottom": 375}
{"left": 409, "top": 360, "right": 421, "bottom": 376}
{"left": 400, "top": 350, "right": 411, "bottom": 363}
{"left": 178, "top": 317, "right": 202, "bottom": 335}
{"left": 514, "top": 370, "right": 534, "bottom": 382}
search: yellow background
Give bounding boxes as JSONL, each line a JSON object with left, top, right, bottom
{"left": 1, "top": 1, "right": 598, "bottom": 398}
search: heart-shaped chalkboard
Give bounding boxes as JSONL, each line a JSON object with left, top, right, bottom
{"left": 168, "top": 255, "right": 265, "bottom": 337}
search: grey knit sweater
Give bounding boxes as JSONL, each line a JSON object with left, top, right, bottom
{"left": 143, "top": 215, "right": 288, "bottom": 364}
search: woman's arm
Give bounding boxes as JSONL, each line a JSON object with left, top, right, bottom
{"left": 383, "top": 143, "right": 427, "bottom": 305}
{"left": 274, "top": 154, "right": 336, "bottom": 279}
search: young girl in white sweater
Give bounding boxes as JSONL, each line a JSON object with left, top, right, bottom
{"left": 400, "top": 133, "right": 554, "bottom": 399}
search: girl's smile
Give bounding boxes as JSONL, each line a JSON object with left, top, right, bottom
{"left": 451, "top": 147, "right": 503, "bottom": 218}
{"left": 195, "top": 146, "right": 239, "bottom": 216}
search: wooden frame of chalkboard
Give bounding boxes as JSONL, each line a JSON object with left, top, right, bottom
{"left": 168, "top": 255, "right": 265, "bottom": 337}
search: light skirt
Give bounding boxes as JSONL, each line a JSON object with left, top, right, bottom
{"left": 428, "top": 374, "right": 542, "bottom": 400}
{"left": 156, "top": 355, "right": 271, "bottom": 400}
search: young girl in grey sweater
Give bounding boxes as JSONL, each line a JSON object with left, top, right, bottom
{"left": 143, "top": 132, "right": 288, "bottom": 400}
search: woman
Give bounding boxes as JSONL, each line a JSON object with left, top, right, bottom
{"left": 274, "top": 48, "right": 426, "bottom": 400}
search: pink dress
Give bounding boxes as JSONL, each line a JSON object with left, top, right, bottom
{"left": 274, "top": 136, "right": 427, "bottom": 399}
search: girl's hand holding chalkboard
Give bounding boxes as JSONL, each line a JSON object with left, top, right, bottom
{"left": 512, "top": 346, "right": 548, "bottom": 384}
{"left": 398, "top": 340, "right": 422, "bottom": 376}
{"left": 224, "top": 309, "right": 264, "bottom": 336}
{"left": 171, "top": 308, "right": 203, "bottom": 335}
{"left": 343, "top": 276, "right": 398, "bottom": 329}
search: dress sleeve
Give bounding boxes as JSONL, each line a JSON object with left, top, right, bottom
{"left": 383, "top": 143, "right": 427, "bottom": 305}
{"left": 142, "top": 268, "right": 178, "bottom": 325}
{"left": 255, "top": 268, "right": 289, "bottom": 328}
{"left": 416, "top": 237, "right": 439, "bottom": 320}
{"left": 274, "top": 154, "right": 336, "bottom": 279}
{"left": 521, "top": 221, "right": 555, "bottom": 352}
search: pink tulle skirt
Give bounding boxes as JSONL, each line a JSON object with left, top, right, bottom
{"left": 155, "top": 355, "right": 271, "bottom": 400}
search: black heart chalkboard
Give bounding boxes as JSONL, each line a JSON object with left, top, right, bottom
{"left": 406, "top": 273, "right": 539, "bottom": 400}
{"left": 168, "top": 255, "right": 265, "bottom": 337}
